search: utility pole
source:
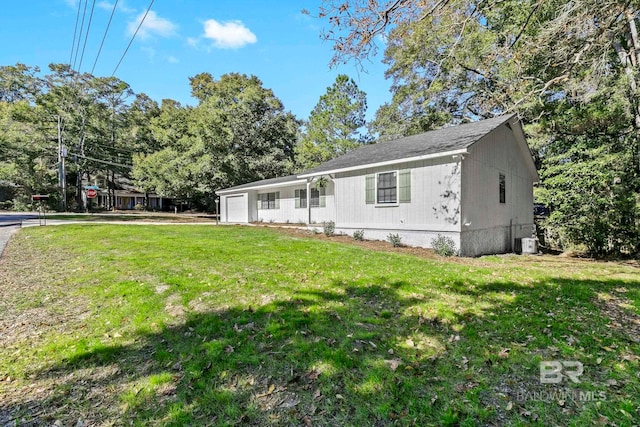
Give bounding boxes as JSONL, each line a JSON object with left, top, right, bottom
{"left": 57, "top": 115, "right": 67, "bottom": 212}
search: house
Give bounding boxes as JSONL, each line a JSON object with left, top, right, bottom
{"left": 91, "top": 176, "right": 174, "bottom": 211}
{"left": 217, "top": 114, "right": 539, "bottom": 256}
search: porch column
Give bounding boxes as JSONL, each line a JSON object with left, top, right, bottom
{"left": 306, "top": 179, "right": 312, "bottom": 225}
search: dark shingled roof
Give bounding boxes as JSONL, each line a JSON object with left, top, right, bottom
{"left": 219, "top": 115, "right": 516, "bottom": 192}
{"left": 219, "top": 174, "right": 302, "bottom": 192}
{"left": 300, "top": 114, "right": 514, "bottom": 176}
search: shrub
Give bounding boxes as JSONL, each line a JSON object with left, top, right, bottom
{"left": 323, "top": 220, "right": 335, "bottom": 236}
{"left": 353, "top": 229, "right": 365, "bottom": 241}
{"left": 387, "top": 233, "right": 402, "bottom": 247}
{"left": 134, "top": 203, "right": 145, "bottom": 211}
{"left": 431, "top": 234, "right": 458, "bottom": 256}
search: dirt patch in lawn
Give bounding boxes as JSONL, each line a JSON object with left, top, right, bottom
{"left": 595, "top": 290, "right": 640, "bottom": 344}
{"left": 0, "top": 233, "right": 104, "bottom": 425}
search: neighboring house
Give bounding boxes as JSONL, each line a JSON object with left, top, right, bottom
{"left": 218, "top": 114, "right": 539, "bottom": 256}
{"left": 96, "top": 190, "right": 170, "bottom": 211}
{"left": 89, "top": 176, "right": 173, "bottom": 211}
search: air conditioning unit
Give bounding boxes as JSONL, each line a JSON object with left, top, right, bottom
{"left": 521, "top": 237, "right": 538, "bottom": 254}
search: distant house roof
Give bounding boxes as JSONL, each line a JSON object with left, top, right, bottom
{"left": 217, "top": 114, "right": 535, "bottom": 194}
{"left": 299, "top": 114, "right": 514, "bottom": 177}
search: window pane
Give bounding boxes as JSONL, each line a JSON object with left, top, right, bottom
{"left": 300, "top": 189, "right": 307, "bottom": 208}
{"left": 377, "top": 172, "right": 397, "bottom": 203}
{"left": 310, "top": 188, "right": 320, "bottom": 207}
{"left": 499, "top": 173, "right": 506, "bottom": 204}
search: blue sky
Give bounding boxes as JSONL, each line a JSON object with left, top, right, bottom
{"left": 0, "top": 0, "right": 393, "bottom": 122}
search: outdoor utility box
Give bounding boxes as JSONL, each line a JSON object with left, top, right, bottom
{"left": 521, "top": 237, "right": 538, "bottom": 254}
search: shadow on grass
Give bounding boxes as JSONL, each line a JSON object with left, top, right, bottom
{"left": 4, "top": 276, "right": 640, "bottom": 426}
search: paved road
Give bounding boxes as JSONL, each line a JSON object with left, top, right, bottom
{"left": 0, "top": 225, "right": 20, "bottom": 257}
{"left": 0, "top": 213, "right": 31, "bottom": 257}
{"left": 0, "top": 212, "right": 36, "bottom": 227}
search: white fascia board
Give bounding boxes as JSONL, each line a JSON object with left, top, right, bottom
{"left": 217, "top": 179, "right": 307, "bottom": 195}
{"left": 297, "top": 148, "right": 469, "bottom": 178}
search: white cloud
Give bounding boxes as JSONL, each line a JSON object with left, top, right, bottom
{"left": 167, "top": 56, "right": 179, "bottom": 64}
{"left": 375, "top": 33, "right": 388, "bottom": 46}
{"left": 97, "top": 1, "right": 114, "bottom": 11}
{"left": 186, "top": 37, "right": 199, "bottom": 48}
{"left": 202, "top": 19, "right": 257, "bottom": 49}
{"left": 98, "top": 0, "right": 135, "bottom": 14}
{"left": 127, "top": 10, "right": 177, "bottom": 39}
{"left": 64, "top": 0, "right": 77, "bottom": 8}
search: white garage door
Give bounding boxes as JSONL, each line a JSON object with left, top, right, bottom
{"left": 226, "top": 194, "right": 248, "bottom": 223}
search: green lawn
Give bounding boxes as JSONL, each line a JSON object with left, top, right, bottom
{"left": 0, "top": 225, "right": 638, "bottom": 426}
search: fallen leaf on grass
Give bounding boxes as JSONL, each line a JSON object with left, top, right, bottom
{"left": 256, "top": 384, "right": 277, "bottom": 399}
{"left": 279, "top": 396, "right": 300, "bottom": 409}
{"left": 498, "top": 348, "right": 510, "bottom": 359}
{"left": 306, "top": 370, "right": 320, "bottom": 381}
{"left": 385, "top": 359, "right": 402, "bottom": 371}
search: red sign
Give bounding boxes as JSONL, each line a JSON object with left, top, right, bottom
{"left": 86, "top": 188, "right": 97, "bottom": 199}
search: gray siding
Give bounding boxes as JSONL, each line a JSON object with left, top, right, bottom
{"left": 334, "top": 158, "right": 462, "bottom": 232}
{"left": 331, "top": 158, "right": 462, "bottom": 249}
{"left": 460, "top": 124, "right": 535, "bottom": 256}
{"left": 254, "top": 182, "right": 335, "bottom": 224}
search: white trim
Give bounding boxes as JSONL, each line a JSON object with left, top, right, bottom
{"left": 217, "top": 179, "right": 307, "bottom": 195}
{"left": 298, "top": 148, "right": 468, "bottom": 178}
{"left": 375, "top": 170, "right": 399, "bottom": 206}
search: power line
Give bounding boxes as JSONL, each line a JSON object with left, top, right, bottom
{"left": 112, "top": 0, "right": 155, "bottom": 77}
{"left": 71, "top": 152, "right": 133, "bottom": 169}
{"left": 90, "top": 0, "right": 119, "bottom": 75}
{"left": 72, "top": 0, "right": 89, "bottom": 70}
{"left": 77, "top": 0, "right": 97, "bottom": 73}
{"left": 69, "top": 0, "right": 82, "bottom": 66}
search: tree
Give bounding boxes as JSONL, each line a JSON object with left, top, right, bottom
{"left": 134, "top": 73, "right": 299, "bottom": 210}
{"left": 0, "top": 64, "right": 56, "bottom": 209}
{"left": 0, "top": 63, "right": 42, "bottom": 103}
{"left": 295, "top": 74, "right": 370, "bottom": 170}
{"left": 86, "top": 76, "right": 134, "bottom": 210}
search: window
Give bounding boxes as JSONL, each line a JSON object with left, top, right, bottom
{"left": 377, "top": 171, "right": 397, "bottom": 204}
{"left": 499, "top": 173, "right": 506, "bottom": 204}
{"left": 295, "top": 187, "right": 325, "bottom": 208}
{"left": 257, "top": 192, "right": 279, "bottom": 210}
{"left": 366, "top": 170, "right": 411, "bottom": 205}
